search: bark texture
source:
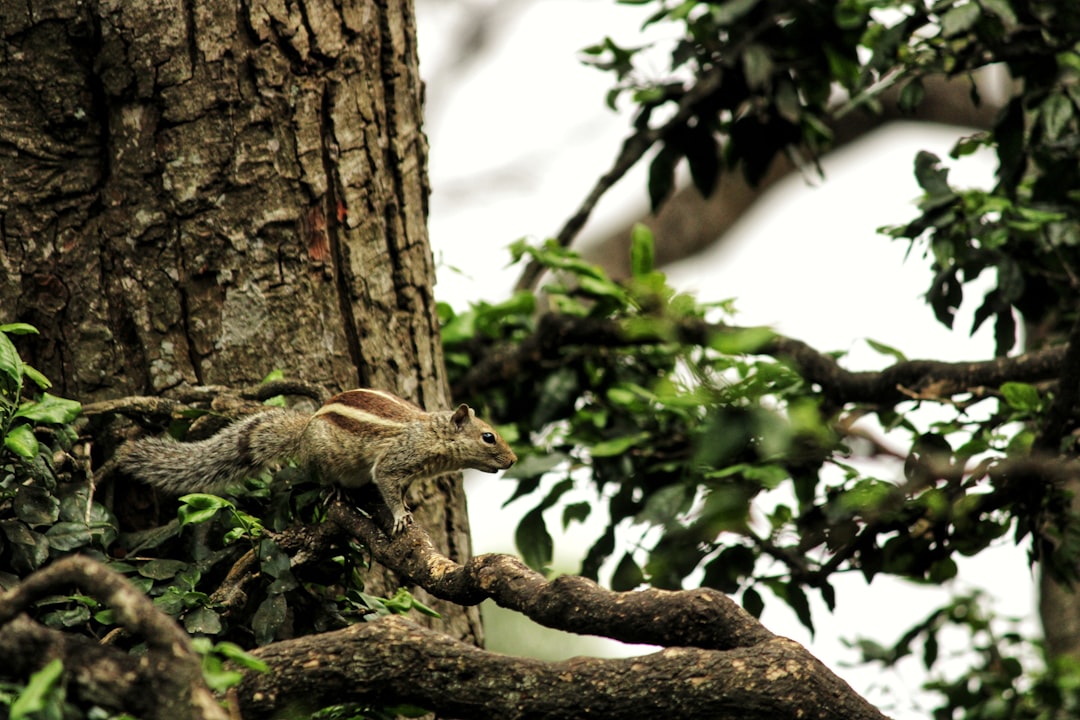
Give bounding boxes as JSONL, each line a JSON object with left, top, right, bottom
{"left": 0, "top": 0, "right": 479, "bottom": 642}
{"left": 1, "top": 0, "right": 437, "bottom": 399}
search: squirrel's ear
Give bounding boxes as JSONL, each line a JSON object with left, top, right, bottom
{"left": 451, "top": 403, "right": 472, "bottom": 429}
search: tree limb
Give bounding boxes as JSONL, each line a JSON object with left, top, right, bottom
{"left": 226, "top": 499, "right": 890, "bottom": 720}
{"left": 327, "top": 499, "right": 771, "bottom": 650}
{"left": 241, "top": 615, "right": 889, "bottom": 720}
{"left": 0, "top": 507, "right": 892, "bottom": 719}
{"left": 451, "top": 313, "right": 1066, "bottom": 408}
{"left": 0, "top": 556, "right": 225, "bottom": 720}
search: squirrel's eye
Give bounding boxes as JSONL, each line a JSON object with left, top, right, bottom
{"left": 481, "top": 432, "right": 496, "bottom": 444}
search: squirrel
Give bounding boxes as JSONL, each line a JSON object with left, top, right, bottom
{"left": 120, "top": 388, "right": 517, "bottom": 534}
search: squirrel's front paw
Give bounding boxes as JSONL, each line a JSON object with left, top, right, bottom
{"left": 391, "top": 511, "right": 414, "bottom": 535}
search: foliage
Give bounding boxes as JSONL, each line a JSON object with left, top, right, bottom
{"left": 5, "top": 659, "right": 66, "bottom": 720}
{"left": 580, "top": 0, "right": 1080, "bottom": 357}
{"left": 442, "top": 4, "right": 1080, "bottom": 715}
{"left": 0, "top": 323, "right": 81, "bottom": 466}
{"left": 0, "top": 323, "right": 88, "bottom": 584}
{"left": 852, "top": 592, "right": 1080, "bottom": 720}
{"left": 0, "top": 350, "right": 435, "bottom": 718}
{"left": 445, "top": 229, "right": 1061, "bottom": 619}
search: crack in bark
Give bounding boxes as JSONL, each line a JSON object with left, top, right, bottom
{"left": 319, "top": 79, "right": 364, "bottom": 384}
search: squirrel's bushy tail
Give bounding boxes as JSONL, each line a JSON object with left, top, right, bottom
{"left": 120, "top": 409, "right": 310, "bottom": 495}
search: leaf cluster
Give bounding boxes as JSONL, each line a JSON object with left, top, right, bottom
{"left": 853, "top": 591, "right": 1080, "bottom": 720}
{"left": 444, "top": 224, "right": 1080, "bottom": 715}
{"left": 583, "top": 0, "right": 865, "bottom": 204}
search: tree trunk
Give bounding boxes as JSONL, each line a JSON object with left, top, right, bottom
{"left": 0, "top": 0, "right": 479, "bottom": 643}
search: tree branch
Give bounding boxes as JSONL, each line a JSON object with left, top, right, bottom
{"left": 241, "top": 615, "right": 889, "bottom": 720}
{"left": 513, "top": 64, "right": 729, "bottom": 292}
{"left": 327, "top": 499, "right": 771, "bottom": 650}
{"left": 0, "top": 508, "right": 892, "bottom": 719}
{"left": 0, "top": 556, "right": 225, "bottom": 720}
{"left": 451, "top": 314, "right": 1066, "bottom": 408}
{"left": 223, "top": 499, "right": 891, "bottom": 720}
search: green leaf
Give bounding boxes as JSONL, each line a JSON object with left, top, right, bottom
{"left": 784, "top": 582, "right": 815, "bottom": 636}
{"left": 178, "top": 494, "right": 234, "bottom": 527}
{"left": 4, "top": 424, "right": 39, "bottom": 459}
{"left": 923, "top": 631, "right": 939, "bottom": 669}
{"left": 20, "top": 364, "right": 51, "bottom": 390}
{"left": 898, "top": 79, "right": 925, "bottom": 113}
{"left": 611, "top": 552, "right": 645, "bottom": 591}
{"left": 1040, "top": 92, "right": 1074, "bottom": 141}
{"left": 252, "top": 593, "right": 287, "bottom": 646}
{"left": 683, "top": 126, "right": 720, "bottom": 198}
{"left": 999, "top": 382, "right": 1041, "bottom": 412}
{"left": 630, "top": 223, "right": 655, "bottom": 277}
{"left": 380, "top": 588, "right": 442, "bottom": 619}
{"left": 0, "top": 330, "right": 23, "bottom": 386}
{"left": 184, "top": 606, "right": 223, "bottom": 635}
{"left": 0, "top": 323, "right": 39, "bottom": 335}
{"left": 562, "top": 501, "right": 591, "bottom": 529}
{"left": 515, "top": 506, "right": 553, "bottom": 573}
{"left": 977, "top": 0, "right": 1017, "bottom": 28}
{"left": 864, "top": 338, "right": 908, "bottom": 363}
{"left": 636, "top": 483, "right": 691, "bottom": 524}
{"left": 10, "top": 658, "right": 64, "bottom": 720}
{"left": 14, "top": 393, "right": 82, "bottom": 424}
{"left": 259, "top": 539, "right": 293, "bottom": 579}
{"left": 914, "top": 151, "right": 953, "bottom": 199}
{"left": 589, "top": 432, "right": 648, "bottom": 458}
{"left": 941, "top": 2, "right": 981, "bottom": 36}
{"left": 213, "top": 641, "right": 271, "bottom": 672}
{"left": 928, "top": 557, "right": 958, "bottom": 583}
{"left": 709, "top": 326, "right": 775, "bottom": 354}
{"left": 712, "top": 0, "right": 759, "bottom": 25}
{"left": 648, "top": 144, "right": 680, "bottom": 212}
{"left": 742, "top": 44, "right": 773, "bottom": 90}
{"left": 44, "top": 522, "right": 94, "bottom": 551}
{"left": 742, "top": 587, "right": 764, "bottom": 618}
{"left": 139, "top": 559, "right": 190, "bottom": 580}
{"left": 14, "top": 485, "right": 60, "bottom": 526}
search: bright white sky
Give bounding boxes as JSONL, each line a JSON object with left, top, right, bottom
{"left": 416, "top": 3, "right": 1035, "bottom": 717}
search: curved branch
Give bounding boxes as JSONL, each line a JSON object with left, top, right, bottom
{"left": 242, "top": 614, "right": 888, "bottom": 720}
{"left": 586, "top": 74, "right": 1002, "bottom": 277}
{"left": 0, "top": 556, "right": 225, "bottom": 720}
{"left": 0, "top": 555, "right": 194, "bottom": 655}
{"left": 451, "top": 314, "right": 1066, "bottom": 408}
{"left": 328, "top": 499, "right": 771, "bottom": 650}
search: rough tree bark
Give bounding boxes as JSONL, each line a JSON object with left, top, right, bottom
{"left": 0, "top": 0, "right": 479, "bottom": 640}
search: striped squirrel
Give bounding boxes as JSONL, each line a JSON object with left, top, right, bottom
{"left": 120, "top": 388, "right": 517, "bottom": 534}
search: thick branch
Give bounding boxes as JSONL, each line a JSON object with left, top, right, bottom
{"left": 451, "top": 314, "right": 1066, "bottom": 408}
{"left": 0, "top": 555, "right": 194, "bottom": 655}
{"left": 242, "top": 615, "right": 889, "bottom": 720}
{"left": 328, "top": 499, "right": 772, "bottom": 650}
{"left": 0, "top": 556, "right": 225, "bottom": 720}
{"left": 0, "top": 615, "right": 168, "bottom": 715}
